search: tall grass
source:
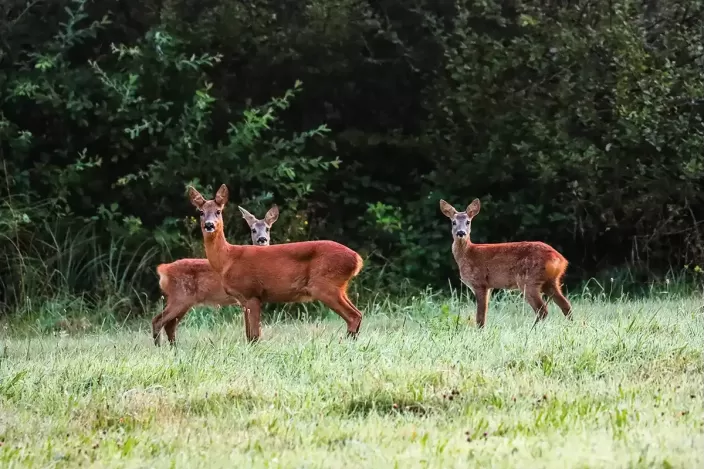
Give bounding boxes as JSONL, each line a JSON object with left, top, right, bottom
{"left": 0, "top": 210, "right": 157, "bottom": 330}
{"left": 1, "top": 198, "right": 702, "bottom": 466}
{"left": 0, "top": 294, "right": 701, "bottom": 467}
{"left": 1, "top": 194, "right": 702, "bottom": 334}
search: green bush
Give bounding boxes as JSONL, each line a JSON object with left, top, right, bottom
{"left": 0, "top": 0, "right": 338, "bottom": 316}
{"left": 0, "top": 0, "right": 701, "bottom": 318}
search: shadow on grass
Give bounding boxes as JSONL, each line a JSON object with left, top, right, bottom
{"left": 345, "top": 395, "right": 432, "bottom": 416}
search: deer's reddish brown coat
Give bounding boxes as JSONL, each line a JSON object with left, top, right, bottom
{"left": 151, "top": 205, "right": 279, "bottom": 346}
{"left": 440, "top": 198, "right": 572, "bottom": 327}
{"left": 189, "top": 184, "right": 364, "bottom": 342}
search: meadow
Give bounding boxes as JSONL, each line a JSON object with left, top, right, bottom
{"left": 0, "top": 290, "right": 702, "bottom": 468}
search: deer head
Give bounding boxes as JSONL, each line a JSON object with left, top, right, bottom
{"left": 188, "top": 184, "right": 229, "bottom": 235}
{"left": 238, "top": 205, "right": 279, "bottom": 245}
{"left": 439, "top": 198, "right": 481, "bottom": 240}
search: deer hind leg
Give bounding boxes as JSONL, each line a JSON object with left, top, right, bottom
{"left": 163, "top": 318, "right": 179, "bottom": 346}
{"left": 153, "top": 300, "right": 193, "bottom": 347}
{"left": 341, "top": 291, "right": 364, "bottom": 335}
{"left": 151, "top": 301, "right": 180, "bottom": 346}
{"left": 151, "top": 307, "right": 167, "bottom": 346}
{"left": 311, "top": 285, "right": 362, "bottom": 338}
{"left": 523, "top": 284, "right": 549, "bottom": 323}
{"left": 543, "top": 279, "right": 573, "bottom": 320}
{"left": 164, "top": 306, "right": 192, "bottom": 346}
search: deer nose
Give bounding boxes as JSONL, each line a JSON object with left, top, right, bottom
{"left": 256, "top": 237, "right": 268, "bottom": 245}
{"left": 204, "top": 221, "right": 215, "bottom": 232}
{"left": 456, "top": 231, "right": 467, "bottom": 238}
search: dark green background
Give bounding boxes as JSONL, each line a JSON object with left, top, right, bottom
{"left": 0, "top": 0, "right": 702, "bottom": 315}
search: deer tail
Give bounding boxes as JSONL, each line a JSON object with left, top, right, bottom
{"left": 351, "top": 253, "right": 364, "bottom": 278}
{"left": 156, "top": 263, "right": 170, "bottom": 293}
{"left": 545, "top": 253, "right": 568, "bottom": 281}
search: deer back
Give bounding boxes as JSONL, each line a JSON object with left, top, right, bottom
{"left": 453, "top": 240, "right": 567, "bottom": 290}
{"left": 157, "top": 259, "right": 234, "bottom": 306}
{"left": 220, "top": 240, "right": 363, "bottom": 303}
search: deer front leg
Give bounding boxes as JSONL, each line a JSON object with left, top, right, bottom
{"left": 473, "top": 286, "right": 490, "bottom": 328}
{"left": 243, "top": 298, "right": 262, "bottom": 343}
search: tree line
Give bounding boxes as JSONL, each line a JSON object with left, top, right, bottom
{"left": 0, "top": 0, "right": 702, "bottom": 315}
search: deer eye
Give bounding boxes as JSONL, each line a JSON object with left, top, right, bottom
{"left": 452, "top": 220, "right": 456, "bottom": 226}
{"left": 266, "top": 227, "right": 270, "bottom": 232}
{"left": 197, "top": 210, "right": 204, "bottom": 216}
{"left": 251, "top": 229, "right": 256, "bottom": 234}
{"left": 466, "top": 221, "right": 470, "bottom": 225}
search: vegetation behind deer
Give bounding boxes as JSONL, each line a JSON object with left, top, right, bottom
{"left": 1, "top": 0, "right": 701, "bottom": 319}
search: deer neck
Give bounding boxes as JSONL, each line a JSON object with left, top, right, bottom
{"left": 202, "top": 229, "right": 237, "bottom": 273}
{"left": 452, "top": 237, "right": 477, "bottom": 264}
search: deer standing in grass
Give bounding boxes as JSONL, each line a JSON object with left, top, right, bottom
{"left": 151, "top": 205, "right": 280, "bottom": 346}
{"left": 440, "top": 198, "right": 572, "bottom": 328}
{"left": 188, "top": 184, "right": 364, "bottom": 342}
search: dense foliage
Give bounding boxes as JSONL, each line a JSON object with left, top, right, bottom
{"left": 0, "top": 0, "right": 702, "bottom": 315}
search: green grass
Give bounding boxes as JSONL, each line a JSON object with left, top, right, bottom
{"left": 0, "top": 292, "right": 702, "bottom": 468}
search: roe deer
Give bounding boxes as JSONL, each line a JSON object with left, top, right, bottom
{"left": 439, "top": 198, "right": 572, "bottom": 328}
{"left": 188, "top": 184, "right": 364, "bottom": 342}
{"left": 151, "top": 205, "right": 280, "bottom": 346}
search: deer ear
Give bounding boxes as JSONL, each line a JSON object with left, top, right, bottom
{"left": 238, "top": 206, "right": 256, "bottom": 226}
{"left": 188, "top": 186, "right": 206, "bottom": 208}
{"left": 215, "top": 184, "right": 229, "bottom": 206}
{"left": 466, "top": 198, "right": 481, "bottom": 218}
{"left": 265, "top": 205, "right": 279, "bottom": 225}
{"left": 439, "top": 199, "right": 458, "bottom": 219}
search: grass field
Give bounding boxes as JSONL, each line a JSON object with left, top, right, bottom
{"left": 0, "top": 292, "right": 702, "bottom": 468}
